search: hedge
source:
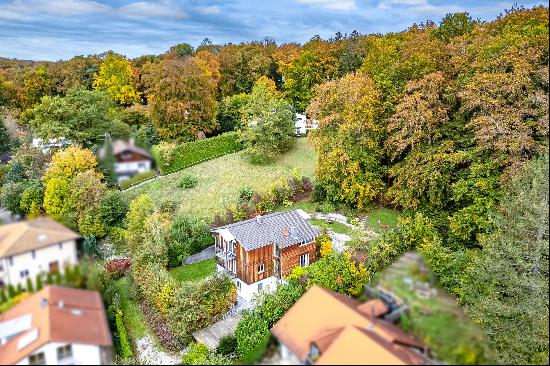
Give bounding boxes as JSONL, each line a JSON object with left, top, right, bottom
{"left": 115, "top": 309, "right": 134, "bottom": 359}
{"left": 153, "top": 132, "right": 242, "bottom": 175}
{"left": 119, "top": 170, "right": 157, "bottom": 190}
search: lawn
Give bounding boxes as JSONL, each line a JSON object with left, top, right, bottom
{"left": 365, "top": 207, "right": 400, "bottom": 233}
{"left": 170, "top": 259, "right": 216, "bottom": 283}
{"left": 374, "top": 253, "right": 494, "bottom": 364}
{"left": 123, "top": 138, "right": 316, "bottom": 219}
{"left": 115, "top": 277, "right": 148, "bottom": 340}
{"left": 309, "top": 218, "right": 353, "bottom": 235}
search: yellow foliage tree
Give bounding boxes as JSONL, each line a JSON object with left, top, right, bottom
{"left": 93, "top": 52, "right": 140, "bottom": 106}
{"left": 318, "top": 233, "right": 333, "bottom": 257}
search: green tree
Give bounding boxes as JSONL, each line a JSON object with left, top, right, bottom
{"left": 464, "top": 155, "right": 549, "bottom": 364}
{"left": 169, "top": 43, "right": 194, "bottom": 58}
{"left": 0, "top": 116, "right": 10, "bottom": 153}
{"left": 100, "top": 191, "right": 128, "bottom": 227}
{"left": 7, "top": 284, "right": 16, "bottom": 298}
{"left": 99, "top": 134, "right": 117, "bottom": 186}
{"left": 217, "top": 93, "right": 250, "bottom": 133}
{"left": 235, "top": 311, "right": 270, "bottom": 361}
{"left": 434, "top": 12, "right": 475, "bottom": 42}
{"left": 25, "top": 88, "right": 125, "bottom": 147}
{"left": 0, "top": 290, "right": 7, "bottom": 304}
{"left": 0, "top": 181, "right": 26, "bottom": 215}
{"left": 46, "top": 273, "right": 53, "bottom": 285}
{"left": 125, "top": 194, "right": 155, "bottom": 253}
{"left": 35, "top": 273, "right": 43, "bottom": 291}
{"left": 239, "top": 78, "right": 295, "bottom": 163}
{"left": 169, "top": 214, "right": 212, "bottom": 267}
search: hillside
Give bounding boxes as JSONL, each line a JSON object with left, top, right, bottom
{"left": 122, "top": 138, "right": 316, "bottom": 219}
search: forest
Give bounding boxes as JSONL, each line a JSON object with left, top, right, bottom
{"left": 0, "top": 5, "right": 548, "bottom": 365}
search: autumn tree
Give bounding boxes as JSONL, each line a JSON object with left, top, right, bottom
{"left": 386, "top": 71, "right": 449, "bottom": 159}
{"left": 307, "top": 71, "right": 384, "bottom": 208}
{"left": 216, "top": 93, "right": 250, "bottom": 133}
{"left": 142, "top": 55, "right": 219, "bottom": 141}
{"left": 433, "top": 12, "right": 475, "bottom": 42}
{"left": 47, "top": 55, "right": 101, "bottom": 94}
{"left": 18, "top": 65, "right": 52, "bottom": 110}
{"left": 93, "top": 52, "right": 140, "bottom": 106}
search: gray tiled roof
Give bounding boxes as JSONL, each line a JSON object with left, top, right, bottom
{"left": 213, "top": 210, "right": 322, "bottom": 251}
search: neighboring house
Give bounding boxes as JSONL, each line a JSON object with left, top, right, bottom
{"left": 295, "top": 113, "right": 319, "bottom": 136}
{"left": 271, "top": 285, "right": 431, "bottom": 365}
{"left": 31, "top": 137, "right": 71, "bottom": 154}
{"left": 0, "top": 286, "right": 112, "bottom": 365}
{"left": 295, "top": 113, "right": 307, "bottom": 136}
{"left": 0, "top": 217, "right": 81, "bottom": 290}
{"left": 211, "top": 210, "right": 322, "bottom": 303}
{"left": 99, "top": 139, "right": 153, "bottom": 184}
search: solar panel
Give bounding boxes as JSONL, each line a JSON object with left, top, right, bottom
{"left": 17, "top": 328, "right": 39, "bottom": 351}
{"left": 0, "top": 314, "right": 32, "bottom": 339}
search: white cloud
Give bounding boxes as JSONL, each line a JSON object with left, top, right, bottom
{"left": 297, "top": 0, "right": 356, "bottom": 11}
{"left": 378, "top": 0, "right": 463, "bottom": 15}
{"left": 194, "top": 5, "right": 221, "bottom": 15}
{"left": 119, "top": 1, "right": 186, "bottom": 19}
{"left": 0, "top": 0, "right": 186, "bottom": 21}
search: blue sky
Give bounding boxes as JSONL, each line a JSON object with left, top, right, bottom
{"left": 0, "top": 0, "right": 546, "bottom": 61}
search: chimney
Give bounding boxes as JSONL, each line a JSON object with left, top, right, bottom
{"left": 289, "top": 226, "right": 298, "bottom": 240}
{"left": 256, "top": 215, "right": 263, "bottom": 224}
{"left": 58, "top": 300, "right": 64, "bottom": 309}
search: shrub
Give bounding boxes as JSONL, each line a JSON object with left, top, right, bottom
{"left": 238, "top": 186, "right": 254, "bottom": 202}
{"left": 140, "top": 301, "right": 183, "bottom": 352}
{"left": 46, "top": 273, "right": 53, "bottom": 285}
{"left": 154, "top": 132, "right": 242, "bottom": 174}
{"left": 0, "top": 290, "right": 6, "bottom": 304}
{"left": 119, "top": 170, "right": 156, "bottom": 190}
{"left": 105, "top": 258, "right": 132, "bottom": 280}
{"left": 183, "top": 342, "right": 209, "bottom": 365}
{"left": 83, "top": 236, "right": 99, "bottom": 258}
{"left": 235, "top": 311, "right": 270, "bottom": 362}
{"left": 217, "top": 335, "right": 238, "bottom": 356}
{"left": 54, "top": 272, "right": 62, "bottom": 285}
{"left": 100, "top": 191, "right": 128, "bottom": 227}
{"left": 317, "top": 233, "right": 333, "bottom": 257}
{"left": 178, "top": 174, "right": 198, "bottom": 189}
{"left": 115, "top": 309, "right": 133, "bottom": 359}
{"left": 169, "top": 215, "right": 212, "bottom": 268}
{"left": 256, "top": 283, "right": 304, "bottom": 328}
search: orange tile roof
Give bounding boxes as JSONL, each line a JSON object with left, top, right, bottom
{"left": 271, "top": 285, "right": 429, "bottom": 365}
{"left": 0, "top": 217, "right": 81, "bottom": 257}
{"left": 356, "top": 299, "right": 389, "bottom": 318}
{"left": 0, "top": 286, "right": 112, "bottom": 365}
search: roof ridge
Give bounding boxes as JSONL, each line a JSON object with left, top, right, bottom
{"left": 215, "top": 210, "right": 298, "bottom": 230}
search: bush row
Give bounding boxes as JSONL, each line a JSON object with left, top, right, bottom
{"left": 212, "top": 170, "right": 313, "bottom": 227}
{"left": 115, "top": 310, "right": 133, "bottom": 359}
{"left": 119, "top": 170, "right": 157, "bottom": 190}
{"left": 153, "top": 132, "right": 242, "bottom": 175}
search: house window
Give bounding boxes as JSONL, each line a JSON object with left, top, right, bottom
{"left": 299, "top": 253, "right": 309, "bottom": 267}
{"left": 20, "top": 269, "right": 29, "bottom": 278}
{"left": 8, "top": 257, "right": 13, "bottom": 266}
{"left": 57, "top": 344, "right": 73, "bottom": 361}
{"left": 258, "top": 282, "right": 263, "bottom": 291}
{"left": 0, "top": 263, "right": 3, "bottom": 271}
{"left": 138, "top": 161, "right": 147, "bottom": 169}
{"left": 32, "top": 250, "right": 36, "bottom": 259}
{"left": 29, "top": 352, "right": 46, "bottom": 365}
{"left": 58, "top": 242, "right": 63, "bottom": 249}
{"left": 258, "top": 262, "right": 265, "bottom": 274}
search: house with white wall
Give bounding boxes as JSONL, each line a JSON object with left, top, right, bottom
{"left": 295, "top": 113, "right": 319, "bottom": 136}
{"left": 99, "top": 139, "right": 153, "bottom": 184}
{"left": 0, "top": 217, "right": 80, "bottom": 290}
{"left": 0, "top": 286, "right": 112, "bottom": 365}
{"left": 31, "top": 137, "right": 72, "bottom": 154}
{"left": 211, "top": 210, "right": 322, "bottom": 304}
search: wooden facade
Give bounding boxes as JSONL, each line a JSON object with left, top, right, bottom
{"left": 214, "top": 232, "right": 318, "bottom": 285}
{"left": 115, "top": 150, "right": 151, "bottom": 163}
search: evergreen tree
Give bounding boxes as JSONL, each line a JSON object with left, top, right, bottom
{"left": 26, "top": 277, "right": 34, "bottom": 293}
{"left": 100, "top": 134, "right": 117, "bottom": 186}
{"left": 0, "top": 116, "right": 10, "bottom": 153}
{"left": 46, "top": 272, "right": 53, "bottom": 285}
{"left": 16, "top": 283, "right": 22, "bottom": 295}
{"left": 35, "top": 273, "right": 43, "bottom": 291}
{"left": 465, "top": 155, "right": 549, "bottom": 364}
{"left": 54, "top": 271, "right": 62, "bottom": 285}
{"left": 0, "top": 290, "right": 7, "bottom": 304}
{"left": 7, "top": 284, "right": 16, "bottom": 298}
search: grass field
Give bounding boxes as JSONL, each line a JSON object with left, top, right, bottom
{"left": 123, "top": 138, "right": 316, "bottom": 219}
{"left": 365, "top": 207, "right": 400, "bottom": 233}
{"left": 170, "top": 259, "right": 216, "bottom": 282}
{"left": 115, "top": 277, "right": 148, "bottom": 340}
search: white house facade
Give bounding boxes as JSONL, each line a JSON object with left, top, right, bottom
{"left": 31, "top": 137, "right": 72, "bottom": 154}
{"left": 16, "top": 342, "right": 108, "bottom": 365}
{"left": 0, "top": 217, "right": 81, "bottom": 290}
{"left": 99, "top": 139, "right": 154, "bottom": 184}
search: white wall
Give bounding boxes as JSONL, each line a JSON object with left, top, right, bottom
{"left": 236, "top": 276, "right": 279, "bottom": 304}
{"left": 16, "top": 342, "right": 108, "bottom": 365}
{"left": 0, "top": 240, "right": 78, "bottom": 289}
{"left": 114, "top": 160, "right": 151, "bottom": 174}
{"left": 279, "top": 343, "right": 303, "bottom": 365}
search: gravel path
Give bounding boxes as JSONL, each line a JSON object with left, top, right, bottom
{"left": 182, "top": 245, "right": 215, "bottom": 265}
{"left": 135, "top": 336, "right": 184, "bottom": 365}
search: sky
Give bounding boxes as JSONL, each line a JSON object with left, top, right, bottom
{"left": 0, "top": 0, "right": 547, "bottom": 61}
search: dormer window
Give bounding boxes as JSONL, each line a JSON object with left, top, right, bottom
{"left": 309, "top": 343, "right": 320, "bottom": 361}
{"left": 258, "top": 262, "right": 265, "bottom": 274}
